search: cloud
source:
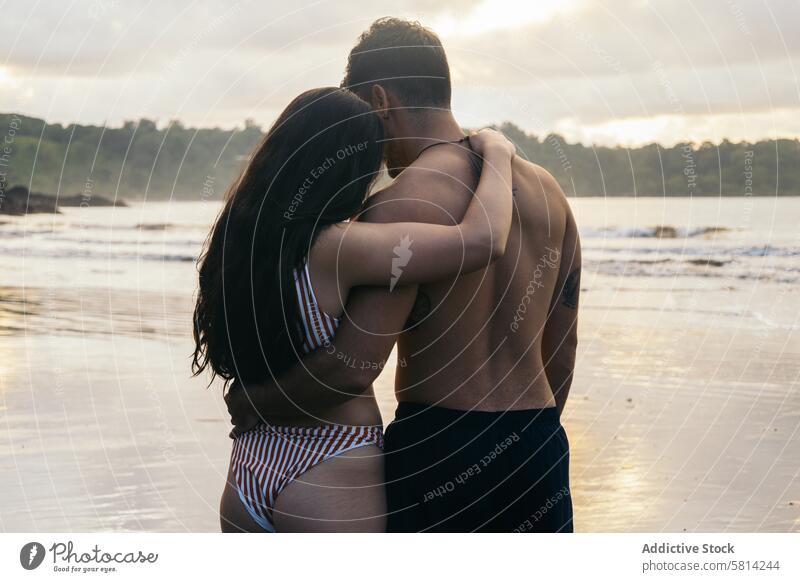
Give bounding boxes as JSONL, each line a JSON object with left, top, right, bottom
{"left": 2, "top": 0, "right": 798, "bottom": 146}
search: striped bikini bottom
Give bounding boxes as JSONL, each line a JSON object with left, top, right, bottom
{"left": 230, "top": 423, "right": 384, "bottom": 532}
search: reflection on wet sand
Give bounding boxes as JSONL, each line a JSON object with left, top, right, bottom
{"left": 566, "top": 283, "right": 800, "bottom": 532}
{"left": 0, "top": 286, "right": 191, "bottom": 339}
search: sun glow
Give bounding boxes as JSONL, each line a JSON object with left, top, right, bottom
{"left": 0, "top": 66, "right": 18, "bottom": 89}
{"left": 553, "top": 109, "right": 800, "bottom": 148}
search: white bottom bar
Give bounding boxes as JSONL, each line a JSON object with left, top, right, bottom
{"left": 1, "top": 533, "right": 798, "bottom": 581}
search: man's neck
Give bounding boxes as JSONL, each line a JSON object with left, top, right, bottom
{"left": 403, "top": 111, "right": 465, "bottom": 162}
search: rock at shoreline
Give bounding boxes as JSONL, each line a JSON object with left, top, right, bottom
{"left": 0, "top": 185, "right": 126, "bottom": 215}
{"left": 59, "top": 193, "right": 127, "bottom": 207}
{"left": 1, "top": 186, "right": 59, "bottom": 215}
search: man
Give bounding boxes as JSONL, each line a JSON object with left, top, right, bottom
{"left": 227, "top": 17, "right": 581, "bottom": 532}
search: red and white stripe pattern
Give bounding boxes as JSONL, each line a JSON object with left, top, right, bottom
{"left": 229, "top": 261, "right": 379, "bottom": 532}
{"left": 231, "top": 423, "right": 384, "bottom": 532}
{"left": 294, "top": 262, "right": 339, "bottom": 354}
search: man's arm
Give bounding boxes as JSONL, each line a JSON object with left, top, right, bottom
{"left": 542, "top": 205, "right": 581, "bottom": 415}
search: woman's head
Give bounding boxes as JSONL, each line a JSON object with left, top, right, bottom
{"left": 192, "top": 87, "right": 384, "bottom": 383}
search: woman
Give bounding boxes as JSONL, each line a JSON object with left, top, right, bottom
{"left": 192, "top": 87, "right": 515, "bottom": 532}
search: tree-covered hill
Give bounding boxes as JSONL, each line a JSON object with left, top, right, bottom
{"left": 498, "top": 123, "right": 799, "bottom": 199}
{"left": 1, "top": 114, "right": 264, "bottom": 203}
{"left": 1, "top": 112, "right": 798, "bottom": 201}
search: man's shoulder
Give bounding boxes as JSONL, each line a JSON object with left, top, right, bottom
{"left": 514, "top": 158, "right": 565, "bottom": 198}
{"left": 362, "top": 148, "right": 477, "bottom": 225}
{"left": 513, "top": 157, "right": 573, "bottom": 215}
{"left": 402, "top": 145, "right": 478, "bottom": 181}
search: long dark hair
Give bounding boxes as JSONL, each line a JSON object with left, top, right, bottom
{"left": 192, "top": 87, "right": 384, "bottom": 384}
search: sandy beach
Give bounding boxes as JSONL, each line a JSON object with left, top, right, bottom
{"left": 0, "top": 197, "right": 798, "bottom": 532}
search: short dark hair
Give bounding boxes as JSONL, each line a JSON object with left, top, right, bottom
{"left": 342, "top": 17, "right": 451, "bottom": 110}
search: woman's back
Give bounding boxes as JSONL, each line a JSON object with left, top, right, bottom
{"left": 261, "top": 239, "right": 383, "bottom": 427}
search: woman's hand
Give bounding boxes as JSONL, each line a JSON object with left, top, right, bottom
{"left": 469, "top": 128, "right": 516, "bottom": 159}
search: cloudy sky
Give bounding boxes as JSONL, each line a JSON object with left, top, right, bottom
{"left": 2, "top": 0, "right": 799, "bottom": 146}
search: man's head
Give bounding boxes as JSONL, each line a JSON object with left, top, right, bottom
{"left": 342, "top": 18, "right": 452, "bottom": 175}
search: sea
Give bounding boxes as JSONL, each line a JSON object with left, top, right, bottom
{"left": 0, "top": 196, "right": 798, "bottom": 532}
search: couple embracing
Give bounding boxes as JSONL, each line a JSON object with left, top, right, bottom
{"left": 193, "top": 17, "right": 580, "bottom": 533}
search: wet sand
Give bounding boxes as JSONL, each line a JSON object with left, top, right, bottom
{"left": 1, "top": 274, "right": 797, "bottom": 532}
{"left": 566, "top": 275, "right": 799, "bottom": 532}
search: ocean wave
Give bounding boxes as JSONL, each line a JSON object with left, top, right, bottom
{"left": 0, "top": 221, "right": 200, "bottom": 233}
{"left": 41, "top": 235, "right": 202, "bottom": 247}
{"left": 0, "top": 228, "right": 56, "bottom": 238}
{"left": 0, "top": 224, "right": 203, "bottom": 245}
{"left": 0, "top": 246, "right": 197, "bottom": 263}
{"left": 581, "top": 226, "right": 732, "bottom": 239}
{"left": 587, "top": 258, "right": 800, "bottom": 283}
{"left": 587, "top": 244, "right": 800, "bottom": 258}
{"left": 136, "top": 223, "right": 174, "bottom": 231}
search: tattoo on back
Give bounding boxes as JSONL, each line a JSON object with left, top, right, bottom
{"left": 404, "top": 290, "right": 432, "bottom": 331}
{"left": 562, "top": 269, "right": 581, "bottom": 309}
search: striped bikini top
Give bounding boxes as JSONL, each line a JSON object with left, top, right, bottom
{"left": 293, "top": 261, "right": 340, "bottom": 354}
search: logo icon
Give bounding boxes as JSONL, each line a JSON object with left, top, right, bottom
{"left": 20, "top": 542, "right": 46, "bottom": 570}
{"left": 390, "top": 235, "right": 413, "bottom": 291}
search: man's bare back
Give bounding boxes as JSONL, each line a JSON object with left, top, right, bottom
{"left": 363, "top": 144, "right": 581, "bottom": 412}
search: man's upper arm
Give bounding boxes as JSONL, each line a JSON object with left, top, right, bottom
{"left": 543, "top": 206, "right": 581, "bottom": 367}
{"left": 541, "top": 199, "right": 581, "bottom": 414}
{"left": 361, "top": 164, "right": 472, "bottom": 226}
{"left": 556, "top": 204, "right": 581, "bottom": 307}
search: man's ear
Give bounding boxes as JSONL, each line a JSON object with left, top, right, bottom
{"left": 369, "top": 84, "right": 390, "bottom": 119}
